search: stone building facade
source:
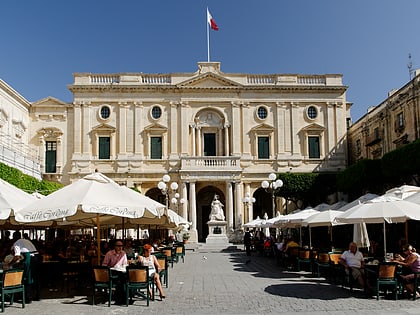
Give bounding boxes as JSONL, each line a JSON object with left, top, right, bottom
{"left": 7, "top": 62, "right": 350, "bottom": 242}
{"left": 348, "top": 70, "right": 420, "bottom": 164}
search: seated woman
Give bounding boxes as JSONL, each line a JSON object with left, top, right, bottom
{"left": 136, "top": 244, "right": 165, "bottom": 300}
{"left": 393, "top": 244, "right": 420, "bottom": 298}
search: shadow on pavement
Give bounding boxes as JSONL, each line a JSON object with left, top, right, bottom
{"left": 265, "top": 282, "right": 356, "bottom": 299}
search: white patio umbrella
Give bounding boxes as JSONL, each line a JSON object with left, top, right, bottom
{"left": 16, "top": 172, "right": 164, "bottom": 224}
{"left": 15, "top": 172, "right": 165, "bottom": 262}
{"left": 384, "top": 185, "right": 420, "bottom": 199}
{"left": 243, "top": 215, "right": 265, "bottom": 228}
{"left": 0, "top": 178, "right": 37, "bottom": 220}
{"left": 335, "top": 195, "right": 420, "bottom": 258}
{"left": 276, "top": 208, "right": 320, "bottom": 246}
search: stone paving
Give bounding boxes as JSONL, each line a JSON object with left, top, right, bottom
{"left": 4, "top": 247, "right": 420, "bottom": 314}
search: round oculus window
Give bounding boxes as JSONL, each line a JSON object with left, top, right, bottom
{"left": 307, "top": 106, "right": 317, "bottom": 119}
{"left": 151, "top": 106, "right": 162, "bottom": 119}
{"left": 100, "top": 106, "right": 111, "bottom": 119}
{"left": 257, "top": 106, "right": 268, "bottom": 120}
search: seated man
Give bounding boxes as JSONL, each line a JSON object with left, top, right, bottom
{"left": 339, "top": 242, "right": 367, "bottom": 289}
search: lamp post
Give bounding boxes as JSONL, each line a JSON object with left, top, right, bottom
{"left": 242, "top": 192, "right": 256, "bottom": 223}
{"left": 261, "top": 173, "right": 283, "bottom": 218}
{"left": 171, "top": 192, "right": 186, "bottom": 215}
{"left": 158, "top": 175, "right": 179, "bottom": 211}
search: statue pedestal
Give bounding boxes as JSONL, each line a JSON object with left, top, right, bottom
{"left": 205, "top": 220, "right": 229, "bottom": 246}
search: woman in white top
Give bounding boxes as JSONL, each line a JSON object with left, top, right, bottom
{"left": 137, "top": 244, "right": 165, "bottom": 299}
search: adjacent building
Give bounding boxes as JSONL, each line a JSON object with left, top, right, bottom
{"left": 348, "top": 70, "right": 420, "bottom": 164}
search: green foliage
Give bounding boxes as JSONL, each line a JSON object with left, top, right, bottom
{"left": 0, "top": 162, "right": 63, "bottom": 195}
{"left": 277, "top": 172, "right": 338, "bottom": 209}
{"left": 381, "top": 139, "right": 420, "bottom": 185}
{"left": 337, "top": 159, "right": 383, "bottom": 199}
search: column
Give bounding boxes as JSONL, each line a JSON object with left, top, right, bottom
{"left": 169, "top": 102, "right": 178, "bottom": 157}
{"left": 224, "top": 124, "right": 230, "bottom": 156}
{"left": 181, "top": 182, "right": 188, "bottom": 220}
{"left": 134, "top": 102, "right": 143, "bottom": 156}
{"left": 231, "top": 101, "right": 241, "bottom": 155}
{"left": 235, "top": 181, "right": 243, "bottom": 228}
{"left": 197, "top": 127, "right": 201, "bottom": 156}
{"left": 82, "top": 102, "right": 91, "bottom": 154}
{"left": 226, "top": 181, "right": 234, "bottom": 229}
{"left": 291, "top": 102, "right": 300, "bottom": 155}
{"left": 188, "top": 181, "right": 198, "bottom": 243}
{"left": 73, "top": 103, "right": 82, "bottom": 154}
{"left": 118, "top": 102, "right": 128, "bottom": 155}
{"left": 190, "top": 124, "right": 196, "bottom": 156}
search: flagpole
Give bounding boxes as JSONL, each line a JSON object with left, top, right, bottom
{"left": 207, "top": 7, "right": 210, "bottom": 62}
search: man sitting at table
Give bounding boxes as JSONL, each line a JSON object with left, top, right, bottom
{"left": 102, "top": 240, "right": 127, "bottom": 304}
{"left": 339, "top": 242, "right": 368, "bottom": 290}
{"left": 102, "top": 240, "right": 127, "bottom": 268}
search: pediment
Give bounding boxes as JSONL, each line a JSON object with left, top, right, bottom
{"left": 91, "top": 123, "right": 116, "bottom": 132}
{"left": 250, "top": 123, "right": 274, "bottom": 132}
{"left": 143, "top": 123, "right": 168, "bottom": 132}
{"left": 300, "top": 123, "right": 326, "bottom": 132}
{"left": 32, "top": 96, "right": 67, "bottom": 107}
{"left": 178, "top": 73, "right": 241, "bottom": 88}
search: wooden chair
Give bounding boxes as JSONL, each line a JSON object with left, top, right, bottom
{"left": 175, "top": 245, "right": 185, "bottom": 263}
{"left": 328, "top": 253, "right": 345, "bottom": 284}
{"left": 375, "top": 262, "right": 398, "bottom": 300}
{"left": 0, "top": 269, "right": 25, "bottom": 312}
{"left": 315, "top": 253, "right": 330, "bottom": 278}
{"left": 162, "top": 248, "right": 176, "bottom": 268}
{"left": 157, "top": 256, "right": 168, "bottom": 288}
{"left": 125, "top": 266, "right": 151, "bottom": 306}
{"left": 92, "top": 266, "right": 116, "bottom": 307}
{"left": 297, "top": 249, "right": 312, "bottom": 272}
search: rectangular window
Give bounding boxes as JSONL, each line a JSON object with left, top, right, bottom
{"left": 45, "top": 141, "right": 57, "bottom": 173}
{"left": 203, "top": 133, "right": 216, "bottom": 156}
{"left": 308, "top": 136, "right": 320, "bottom": 158}
{"left": 150, "top": 137, "right": 162, "bottom": 159}
{"left": 99, "top": 137, "right": 110, "bottom": 159}
{"left": 356, "top": 139, "right": 361, "bottom": 155}
{"left": 258, "top": 136, "right": 269, "bottom": 159}
{"left": 397, "top": 112, "right": 404, "bottom": 128}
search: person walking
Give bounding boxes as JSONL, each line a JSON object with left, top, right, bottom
{"left": 244, "top": 229, "right": 252, "bottom": 256}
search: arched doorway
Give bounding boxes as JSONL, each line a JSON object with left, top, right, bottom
{"left": 196, "top": 186, "right": 225, "bottom": 242}
{"left": 252, "top": 188, "right": 272, "bottom": 220}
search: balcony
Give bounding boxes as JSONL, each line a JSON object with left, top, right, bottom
{"left": 365, "top": 129, "right": 384, "bottom": 146}
{"left": 180, "top": 156, "right": 241, "bottom": 172}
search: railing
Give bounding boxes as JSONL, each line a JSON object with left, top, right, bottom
{"left": 297, "top": 75, "right": 326, "bottom": 85}
{"left": 141, "top": 75, "right": 171, "bottom": 84}
{"left": 90, "top": 75, "right": 120, "bottom": 84}
{"left": 181, "top": 156, "right": 241, "bottom": 170}
{"left": 247, "top": 75, "right": 276, "bottom": 84}
{"left": 247, "top": 75, "right": 327, "bottom": 85}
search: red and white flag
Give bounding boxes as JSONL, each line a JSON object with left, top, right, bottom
{"left": 207, "top": 8, "right": 219, "bottom": 31}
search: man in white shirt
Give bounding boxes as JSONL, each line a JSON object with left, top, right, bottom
{"left": 339, "top": 242, "right": 366, "bottom": 289}
{"left": 12, "top": 231, "right": 40, "bottom": 303}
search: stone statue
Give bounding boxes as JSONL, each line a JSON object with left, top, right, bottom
{"left": 209, "top": 194, "right": 225, "bottom": 221}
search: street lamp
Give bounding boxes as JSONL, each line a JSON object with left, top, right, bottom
{"left": 261, "top": 173, "right": 283, "bottom": 218}
{"left": 242, "top": 192, "right": 256, "bottom": 223}
{"left": 171, "top": 192, "right": 186, "bottom": 215}
{"left": 158, "top": 175, "right": 179, "bottom": 210}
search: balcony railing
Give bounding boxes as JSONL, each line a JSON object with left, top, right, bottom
{"left": 180, "top": 156, "right": 241, "bottom": 171}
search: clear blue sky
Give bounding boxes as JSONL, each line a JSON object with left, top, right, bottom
{"left": 1, "top": 0, "right": 419, "bottom": 122}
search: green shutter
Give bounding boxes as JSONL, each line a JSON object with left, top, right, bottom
{"left": 151, "top": 137, "right": 162, "bottom": 159}
{"left": 258, "top": 137, "right": 269, "bottom": 159}
{"left": 308, "top": 136, "right": 320, "bottom": 158}
{"left": 45, "top": 141, "right": 56, "bottom": 173}
{"left": 99, "top": 137, "right": 110, "bottom": 159}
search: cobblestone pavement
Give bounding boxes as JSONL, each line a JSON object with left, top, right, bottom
{"left": 4, "top": 247, "right": 420, "bottom": 314}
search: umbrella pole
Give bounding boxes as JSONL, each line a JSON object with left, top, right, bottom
{"left": 383, "top": 221, "right": 387, "bottom": 260}
{"left": 97, "top": 214, "right": 101, "bottom": 265}
{"left": 406, "top": 221, "right": 409, "bottom": 243}
{"left": 309, "top": 227, "right": 312, "bottom": 248}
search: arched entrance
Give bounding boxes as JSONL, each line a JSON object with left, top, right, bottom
{"left": 252, "top": 188, "right": 272, "bottom": 220}
{"left": 197, "top": 186, "right": 225, "bottom": 242}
